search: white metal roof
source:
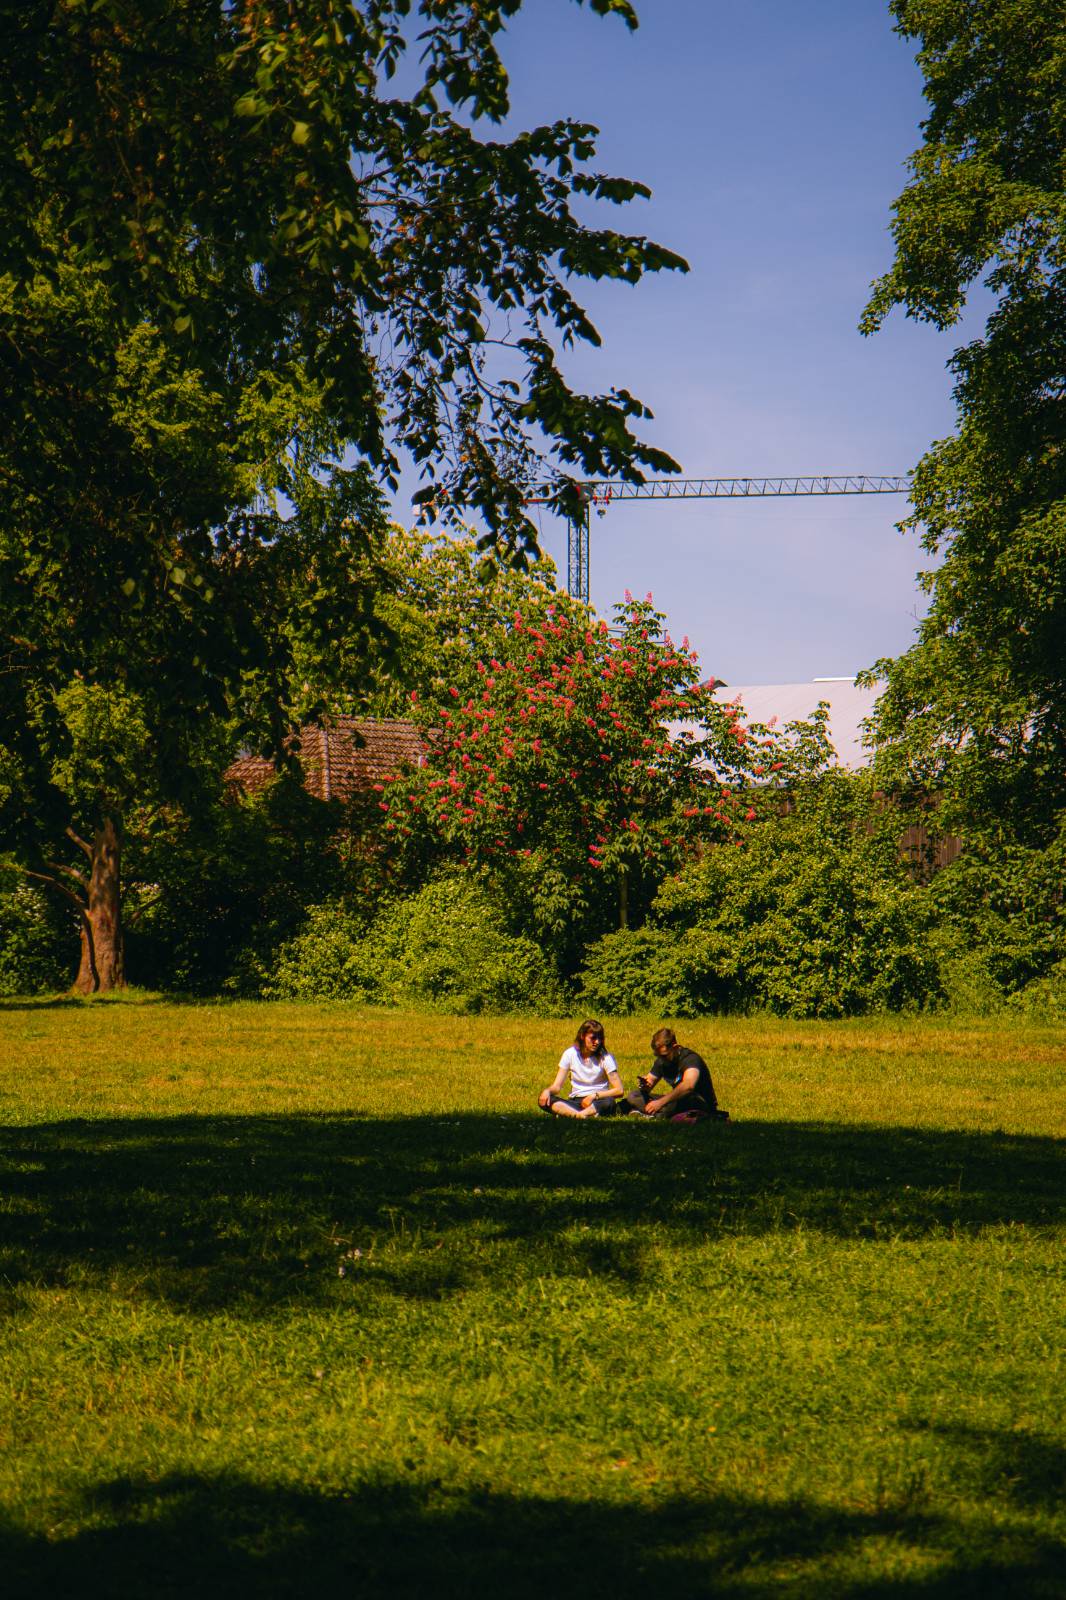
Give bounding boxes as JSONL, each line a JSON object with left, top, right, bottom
{"left": 667, "top": 679, "right": 881, "bottom": 771}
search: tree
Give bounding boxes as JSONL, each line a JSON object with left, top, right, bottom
{"left": 381, "top": 589, "right": 784, "bottom": 959}
{"left": 3, "top": 0, "right": 685, "bottom": 552}
{"left": 359, "top": 526, "right": 570, "bottom": 718}
{"left": 861, "top": 2, "right": 1066, "bottom": 841}
{"left": 2, "top": 2, "right": 684, "bottom": 989}
{"left": 0, "top": 247, "right": 392, "bottom": 990}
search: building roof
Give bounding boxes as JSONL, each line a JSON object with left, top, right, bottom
{"left": 224, "top": 717, "right": 429, "bottom": 801}
{"left": 715, "top": 678, "right": 880, "bottom": 770}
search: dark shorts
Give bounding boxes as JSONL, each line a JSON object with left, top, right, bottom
{"left": 541, "top": 1094, "right": 619, "bottom": 1116}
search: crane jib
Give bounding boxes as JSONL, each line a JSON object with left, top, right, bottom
{"left": 563, "top": 475, "right": 910, "bottom": 601}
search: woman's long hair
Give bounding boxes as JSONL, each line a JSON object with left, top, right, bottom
{"left": 574, "top": 1019, "right": 607, "bottom": 1060}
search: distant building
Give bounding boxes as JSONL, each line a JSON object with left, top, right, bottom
{"left": 714, "top": 677, "right": 880, "bottom": 771}
{"left": 224, "top": 717, "right": 429, "bottom": 803}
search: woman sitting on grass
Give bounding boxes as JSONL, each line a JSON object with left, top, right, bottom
{"left": 538, "top": 1020, "right": 625, "bottom": 1118}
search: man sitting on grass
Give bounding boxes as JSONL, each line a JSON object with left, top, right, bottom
{"left": 625, "top": 1027, "right": 723, "bottom": 1121}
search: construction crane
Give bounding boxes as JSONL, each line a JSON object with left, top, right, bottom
{"left": 561, "top": 474, "right": 911, "bottom": 602}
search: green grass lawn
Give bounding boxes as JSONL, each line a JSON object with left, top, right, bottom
{"left": 1, "top": 999, "right": 1064, "bottom": 1598}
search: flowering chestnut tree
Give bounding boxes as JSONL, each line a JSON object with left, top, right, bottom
{"left": 377, "top": 590, "right": 786, "bottom": 944}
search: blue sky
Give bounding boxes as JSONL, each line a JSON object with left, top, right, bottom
{"left": 393, "top": 1, "right": 986, "bottom": 684}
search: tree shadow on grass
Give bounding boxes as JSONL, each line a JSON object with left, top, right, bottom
{"left": 0, "top": 993, "right": 231, "bottom": 1012}
{"left": 3, "top": 1462, "right": 1065, "bottom": 1600}
{"left": 902, "top": 1422, "right": 1066, "bottom": 1516}
{"left": 0, "top": 1112, "right": 1062, "bottom": 1311}
{"left": 0, "top": 997, "right": 94, "bottom": 1012}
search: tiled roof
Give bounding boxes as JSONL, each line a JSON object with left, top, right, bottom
{"left": 224, "top": 718, "right": 429, "bottom": 801}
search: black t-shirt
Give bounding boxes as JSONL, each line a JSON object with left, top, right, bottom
{"left": 649, "top": 1046, "right": 716, "bottom": 1109}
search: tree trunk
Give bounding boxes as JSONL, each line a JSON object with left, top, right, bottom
{"left": 73, "top": 816, "right": 125, "bottom": 993}
{"left": 618, "top": 867, "right": 629, "bottom": 931}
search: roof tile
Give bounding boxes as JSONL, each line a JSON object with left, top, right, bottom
{"left": 224, "top": 718, "right": 429, "bottom": 801}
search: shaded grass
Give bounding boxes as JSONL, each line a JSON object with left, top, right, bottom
{"left": 1, "top": 1000, "right": 1064, "bottom": 1598}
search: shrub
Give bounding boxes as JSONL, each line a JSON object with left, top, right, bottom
{"left": 587, "top": 773, "right": 943, "bottom": 1019}
{"left": 931, "top": 948, "right": 1007, "bottom": 1016}
{"left": 267, "top": 876, "right": 563, "bottom": 1013}
{"left": 259, "top": 901, "right": 379, "bottom": 1001}
{"left": 578, "top": 928, "right": 683, "bottom": 1015}
{"left": 0, "top": 876, "right": 76, "bottom": 997}
{"left": 928, "top": 834, "right": 1066, "bottom": 1004}
{"left": 1008, "top": 961, "right": 1066, "bottom": 1019}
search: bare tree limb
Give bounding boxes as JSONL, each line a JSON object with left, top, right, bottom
{"left": 44, "top": 858, "right": 88, "bottom": 889}
{"left": 123, "top": 891, "right": 165, "bottom": 928}
{"left": 65, "top": 826, "right": 93, "bottom": 859}
{"left": 21, "top": 867, "right": 89, "bottom": 922}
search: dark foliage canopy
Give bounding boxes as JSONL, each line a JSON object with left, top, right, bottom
{"left": 3, "top": 0, "right": 685, "bottom": 552}
{"left": 862, "top": 1, "right": 1066, "bottom": 838}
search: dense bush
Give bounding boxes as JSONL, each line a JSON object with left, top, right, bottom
{"left": 0, "top": 877, "right": 76, "bottom": 997}
{"left": 580, "top": 773, "right": 942, "bottom": 1019}
{"left": 251, "top": 901, "right": 377, "bottom": 1001}
{"left": 1007, "top": 961, "right": 1066, "bottom": 1019}
{"left": 928, "top": 833, "right": 1066, "bottom": 1009}
{"left": 265, "top": 876, "right": 563, "bottom": 1013}
{"left": 578, "top": 928, "right": 684, "bottom": 1015}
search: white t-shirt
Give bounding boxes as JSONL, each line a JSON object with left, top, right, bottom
{"left": 558, "top": 1045, "right": 619, "bottom": 1100}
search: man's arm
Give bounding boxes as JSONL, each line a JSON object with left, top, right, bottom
{"left": 645, "top": 1065, "right": 700, "bottom": 1115}
{"left": 625, "top": 1068, "right": 661, "bottom": 1115}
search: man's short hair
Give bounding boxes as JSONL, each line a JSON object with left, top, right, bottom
{"left": 651, "top": 1026, "right": 677, "bottom": 1052}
